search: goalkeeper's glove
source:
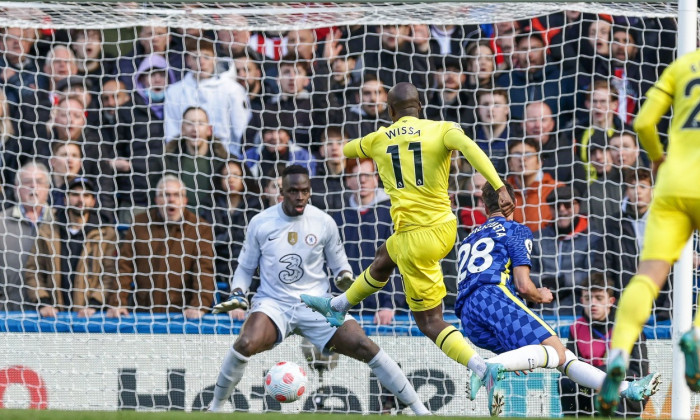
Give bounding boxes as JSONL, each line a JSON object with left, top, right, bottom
{"left": 334, "top": 272, "right": 354, "bottom": 292}
{"left": 212, "top": 290, "right": 249, "bottom": 314}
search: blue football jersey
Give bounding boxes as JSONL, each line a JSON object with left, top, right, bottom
{"left": 455, "top": 216, "right": 534, "bottom": 315}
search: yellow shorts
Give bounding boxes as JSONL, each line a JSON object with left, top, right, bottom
{"left": 386, "top": 218, "right": 457, "bottom": 312}
{"left": 641, "top": 195, "right": 700, "bottom": 263}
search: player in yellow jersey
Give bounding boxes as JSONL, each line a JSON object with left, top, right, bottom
{"left": 303, "top": 82, "right": 515, "bottom": 415}
{"left": 597, "top": 49, "right": 700, "bottom": 415}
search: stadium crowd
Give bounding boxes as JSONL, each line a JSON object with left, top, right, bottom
{"left": 0, "top": 9, "right": 683, "bottom": 327}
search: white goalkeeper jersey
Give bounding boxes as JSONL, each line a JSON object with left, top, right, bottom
{"left": 232, "top": 203, "right": 352, "bottom": 305}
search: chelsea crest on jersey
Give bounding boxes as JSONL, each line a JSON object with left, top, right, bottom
{"left": 236, "top": 203, "right": 352, "bottom": 304}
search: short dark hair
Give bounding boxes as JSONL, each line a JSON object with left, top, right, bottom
{"left": 482, "top": 179, "right": 514, "bottom": 215}
{"left": 182, "top": 106, "right": 209, "bottom": 120}
{"left": 586, "top": 272, "right": 614, "bottom": 297}
{"left": 279, "top": 52, "right": 311, "bottom": 76}
{"left": 623, "top": 167, "right": 652, "bottom": 186}
{"left": 508, "top": 138, "right": 541, "bottom": 154}
{"left": 515, "top": 31, "right": 546, "bottom": 48}
{"left": 322, "top": 125, "right": 345, "bottom": 141}
{"left": 282, "top": 164, "right": 309, "bottom": 179}
{"left": 185, "top": 38, "right": 215, "bottom": 54}
{"left": 477, "top": 88, "right": 508, "bottom": 102}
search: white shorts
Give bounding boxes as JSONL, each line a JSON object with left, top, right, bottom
{"left": 250, "top": 296, "right": 354, "bottom": 354}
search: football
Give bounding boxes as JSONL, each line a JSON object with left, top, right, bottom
{"left": 264, "top": 361, "right": 308, "bottom": 403}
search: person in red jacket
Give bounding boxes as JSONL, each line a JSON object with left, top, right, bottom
{"left": 560, "top": 272, "right": 651, "bottom": 417}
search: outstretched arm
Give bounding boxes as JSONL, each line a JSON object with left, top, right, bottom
{"left": 343, "top": 137, "right": 369, "bottom": 159}
{"left": 512, "top": 265, "right": 553, "bottom": 304}
{"left": 443, "top": 128, "right": 514, "bottom": 215}
{"left": 634, "top": 87, "right": 672, "bottom": 176}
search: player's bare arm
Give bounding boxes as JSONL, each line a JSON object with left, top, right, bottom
{"left": 512, "top": 266, "right": 553, "bottom": 304}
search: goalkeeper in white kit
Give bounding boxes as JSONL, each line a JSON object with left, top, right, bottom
{"left": 209, "top": 165, "right": 430, "bottom": 415}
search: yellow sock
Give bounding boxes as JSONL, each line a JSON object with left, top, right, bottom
{"left": 345, "top": 267, "right": 388, "bottom": 306}
{"left": 611, "top": 275, "right": 660, "bottom": 354}
{"left": 694, "top": 302, "right": 700, "bottom": 328}
{"left": 436, "top": 325, "right": 476, "bottom": 366}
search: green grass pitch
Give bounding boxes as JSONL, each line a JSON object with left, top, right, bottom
{"left": 0, "top": 410, "right": 537, "bottom": 420}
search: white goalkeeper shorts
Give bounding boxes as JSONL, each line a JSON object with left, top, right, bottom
{"left": 250, "top": 296, "right": 354, "bottom": 355}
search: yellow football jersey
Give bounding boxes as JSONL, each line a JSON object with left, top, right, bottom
{"left": 634, "top": 48, "right": 700, "bottom": 198}
{"left": 345, "top": 116, "right": 500, "bottom": 231}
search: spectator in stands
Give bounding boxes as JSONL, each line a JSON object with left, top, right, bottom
{"left": 165, "top": 107, "right": 229, "bottom": 219}
{"left": 580, "top": 18, "right": 613, "bottom": 87}
{"left": 532, "top": 186, "right": 602, "bottom": 317}
{"left": 244, "top": 114, "right": 316, "bottom": 178}
{"left": 524, "top": 101, "right": 581, "bottom": 186}
{"left": 54, "top": 75, "right": 101, "bottom": 127}
{"left": 214, "top": 14, "right": 252, "bottom": 71}
{"left": 210, "top": 159, "right": 260, "bottom": 284}
{"left": 310, "top": 126, "right": 348, "bottom": 212}
{"left": 69, "top": 29, "right": 117, "bottom": 90}
{"left": 117, "top": 24, "right": 184, "bottom": 90}
{"left": 598, "top": 168, "right": 670, "bottom": 320}
{"left": 47, "top": 96, "right": 115, "bottom": 219}
{"left": 585, "top": 134, "right": 626, "bottom": 234}
{"left": 406, "top": 24, "right": 435, "bottom": 95}
{"left": 362, "top": 24, "right": 432, "bottom": 92}
{"left": 560, "top": 272, "right": 650, "bottom": 417}
{"left": 228, "top": 53, "right": 267, "bottom": 148}
{"left": 98, "top": 79, "right": 129, "bottom": 129}
{"left": 609, "top": 129, "right": 643, "bottom": 170}
{"left": 507, "top": 138, "right": 562, "bottom": 232}
{"left": 545, "top": 11, "right": 596, "bottom": 76}
{"left": 425, "top": 56, "right": 474, "bottom": 127}
{"left": 165, "top": 38, "right": 250, "bottom": 158}
{"left": 25, "top": 177, "right": 117, "bottom": 318}
{"left": 609, "top": 25, "right": 643, "bottom": 124}
{"left": 495, "top": 32, "right": 518, "bottom": 72}
{"left": 457, "top": 172, "right": 487, "bottom": 236}
{"left": 260, "top": 165, "right": 284, "bottom": 209}
{"left": 48, "top": 141, "right": 82, "bottom": 210}
{"left": 108, "top": 175, "right": 215, "bottom": 318}
{"left": 0, "top": 26, "right": 39, "bottom": 104}
{"left": 429, "top": 24, "right": 480, "bottom": 56}
{"left": 473, "top": 89, "right": 522, "bottom": 175}
{"left": 0, "top": 89, "right": 19, "bottom": 198}
{"left": 264, "top": 53, "right": 314, "bottom": 148}
{"left": 334, "top": 159, "right": 404, "bottom": 324}
{"left": 483, "top": 19, "right": 521, "bottom": 69}
{"left": 496, "top": 31, "right": 575, "bottom": 125}
{"left": 465, "top": 41, "right": 497, "bottom": 93}
{"left": 312, "top": 32, "right": 360, "bottom": 128}
{"left": 11, "top": 45, "right": 78, "bottom": 159}
{"left": 107, "top": 56, "right": 172, "bottom": 224}
{"left": 345, "top": 74, "right": 391, "bottom": 140}
{"left": 574, "top": 80, "right": 629, "bottom": 164}
{"left": 0, "top": 162, "right": 53, "bottom": 312}
{"left": 284, "top": 29, "right": 318, "bottom": 65}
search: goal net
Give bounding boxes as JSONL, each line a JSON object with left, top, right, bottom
{"left": 0, "top": 0, "right": 695, "bottom": 416}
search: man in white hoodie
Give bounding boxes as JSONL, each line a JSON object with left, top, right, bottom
{"left": 164, "top": 38, "right": 250, "bottom": 158}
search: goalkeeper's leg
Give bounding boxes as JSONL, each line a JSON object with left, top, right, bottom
{"left": 328, "top": 320, "right": 430, "bottom": 415}
{"left": 210, "top": 313, "right": 279, "bottom": 412}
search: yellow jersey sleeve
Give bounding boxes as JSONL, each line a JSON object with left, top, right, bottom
{"left": 343, "top": 136, "right": 371, "bottom": 159}
{"left": 442, "top": 124, "right": 504, "bottom": 190}
{"left": 633, "top": 64, "right": 675, "bottom": 162}
{"left": 633, "top": 88, "right": 672, "bottom": 162}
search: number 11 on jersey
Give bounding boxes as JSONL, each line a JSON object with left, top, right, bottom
{"left": 386, "top": 142, "right": 424, "bottom": 189}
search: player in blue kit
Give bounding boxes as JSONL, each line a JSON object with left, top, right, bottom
{"left": 457, "top": 181, "right": 660, "bottom": 413}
